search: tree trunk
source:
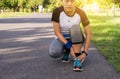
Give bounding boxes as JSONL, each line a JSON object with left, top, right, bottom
{"left": 113, "top": 3, "right": 115, "bottom": 16}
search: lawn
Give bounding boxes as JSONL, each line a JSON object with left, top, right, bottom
{"left": 0, "top": 12, "right": 32, "bottom": 18}
{"left": 89, "top": 13, "right": 120, "bottom": 73}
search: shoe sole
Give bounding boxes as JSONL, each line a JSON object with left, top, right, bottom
{"left": 61, "top": 60, "right": 70, "bottom": 63}
{"left": 73, "top": 68, "right": 83, "bottom": 72}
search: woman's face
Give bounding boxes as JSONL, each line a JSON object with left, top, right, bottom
{"left": 62, "top": 0, "right": 76, "bottom": 12}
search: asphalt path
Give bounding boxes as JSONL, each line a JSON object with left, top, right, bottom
{"left": 0, "top": 13, "right": 120, "bottom": 79}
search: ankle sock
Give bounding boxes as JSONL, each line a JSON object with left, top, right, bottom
{"left": 75, "top": 53, "right": 81, "bottom": 57}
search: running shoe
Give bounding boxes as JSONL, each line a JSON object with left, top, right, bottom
{"left": 61, "top": 52, "right": 70, "bottom": 63}
{"left": 73, "top": 57, "right": 83, "bottom": 71}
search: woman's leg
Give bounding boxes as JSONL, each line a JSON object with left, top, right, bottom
{"left": 72, "top": 44, "right": 84, "bottom": 71}
{"left": 49, "top": 38, "right": 64, "bottom": 58}
{"left": 72, "top": 44, "right": 82, "bottom": 56}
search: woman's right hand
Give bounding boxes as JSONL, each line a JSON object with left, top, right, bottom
{"left": 70, "top": 47, "right": 76, "bottom": 59}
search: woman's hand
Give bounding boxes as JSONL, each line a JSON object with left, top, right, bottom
{"left": 70, "top": 47, "right": 76, "bottom": 59}
{"left": 78, "top": 53, "right": 86, "bottom": 63}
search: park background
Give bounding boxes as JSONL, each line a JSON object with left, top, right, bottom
{"left": 0, "top": 0, "right": 120, "bottom": 74}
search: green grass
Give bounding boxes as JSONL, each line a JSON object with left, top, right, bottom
{"left": 89, "top": 13, "right": 120, "bottom": 73}
{"left": 0, "top": 12, "right": 32, "bottom": 18}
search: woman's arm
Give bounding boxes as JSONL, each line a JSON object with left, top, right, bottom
{"left": 78, "top": 24, "right": 91, "bottom": 62}
{"left": 53, "top": 21, "right": 67, "bottom": 44}
{"left": 53, "top": 21, "right": 76, "bottom": 58}
{"left": 83, "top": 24, "right": 92, "bottom": 53}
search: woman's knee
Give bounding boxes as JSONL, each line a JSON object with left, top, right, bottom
{"left": 49, "top": 49, "right": 62, "bottom": 58}
{"left": 49, "top": 38, "right": 64, "bottom": 58}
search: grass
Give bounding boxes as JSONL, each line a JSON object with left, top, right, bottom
{"left": 88, "top": 13, "right": 120, "bottom": 73}
{"left": 0, "top": 12, "right": 32, "bottom": 18}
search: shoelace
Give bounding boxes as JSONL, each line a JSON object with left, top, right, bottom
{"left": 74, "top": 57, "right": 82, "bottom": 67}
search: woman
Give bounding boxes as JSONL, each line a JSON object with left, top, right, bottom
{"left": 49, "top": 0, "right": 91, "bottom": 71}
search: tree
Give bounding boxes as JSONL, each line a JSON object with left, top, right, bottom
{"left": 114, "top": 0, "right": 120, "bottom": 5}
{"left": 9, "top": 0, "right": 18, "bottom": 11}
{"left": 43, "top": 0, "right": 50, "bottom": 8}
{"left": 96, "top": 0, "right": 113, "bottom": 14}
{"left": 18, "top": 0, "right": 27, "bottom": 11}
{"left": 0, "top": 0, "right": 3, "bottom": 13}
{"left": 75, "top": 0, "right": 84, "bottom": 8}
{"left": 47, "top": 0, "right": 61, "bottom": 9}
{"left": 0, "top": 0, "right": 120, "bottom": 13}
{"left": 27, "top": 0, "right": 42, "bottom": 12}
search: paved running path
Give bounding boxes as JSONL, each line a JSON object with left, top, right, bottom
{"left": 0, "top": 13, "right": 120, "bottom": 79}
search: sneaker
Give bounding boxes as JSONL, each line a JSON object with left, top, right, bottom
{"left": 73, "top": 57, "right": 83, "bottom": 72}
{"left": 61, "top": 52, "right": 70, "bottom": 63}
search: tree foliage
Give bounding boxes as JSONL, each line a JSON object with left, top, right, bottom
{"left": 75, "top": 0, "right": 84, "bottom": 7}
{"left": 0, "top": 0, "right": 120, "bottom": 12}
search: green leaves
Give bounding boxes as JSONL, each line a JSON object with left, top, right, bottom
{"left": 0, "top": 0, "right": 120, "bottom": 12}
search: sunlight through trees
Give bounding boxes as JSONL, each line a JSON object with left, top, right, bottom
{"left": 0, "top": 0, "right": 120, "bottom": 14}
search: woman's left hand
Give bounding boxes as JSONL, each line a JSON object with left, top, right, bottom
{"left": 78, "top": 53, "right": 86, "bottom": 63}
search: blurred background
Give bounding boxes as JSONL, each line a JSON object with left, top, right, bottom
{"left": 0, "top": 0, "right": 120, "bottom": 16}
